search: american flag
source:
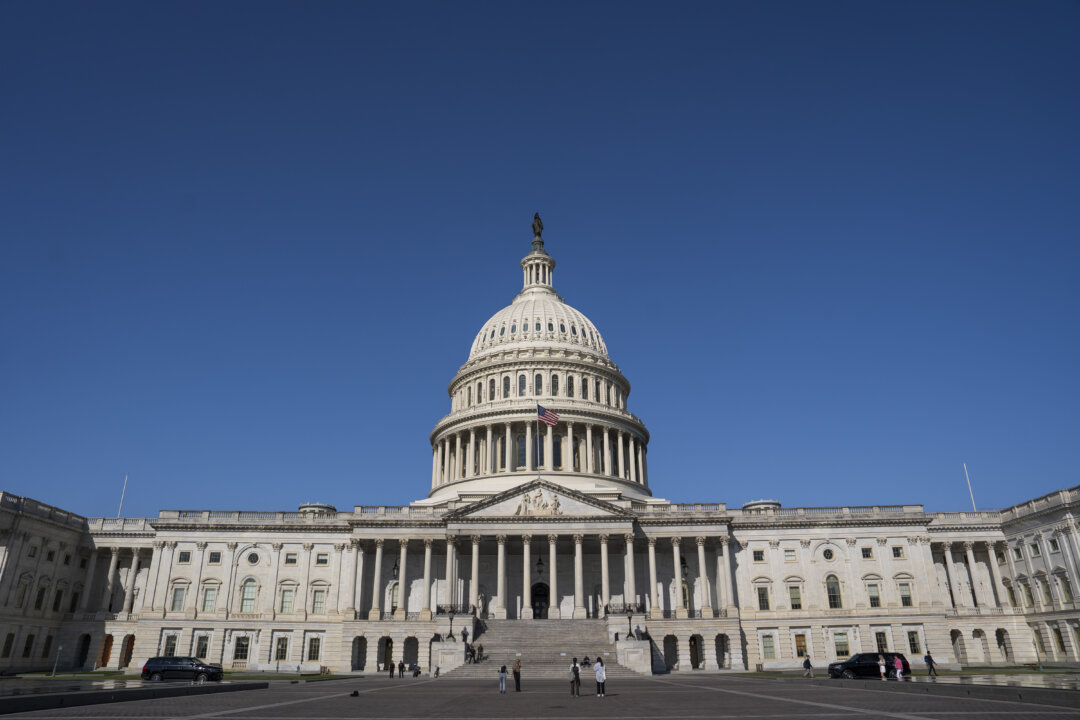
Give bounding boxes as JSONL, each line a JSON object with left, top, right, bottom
{"left": 537, "top": 405, "right": 559, "bottom": 426}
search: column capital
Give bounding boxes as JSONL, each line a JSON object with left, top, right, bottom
{"left": 350, "top": 539, "right": 364, "bottom": 550}
{"left": 166, "top": 541, "right": 179, "bottom": 549}
{"left": 398, "top": 538, "right": 410, "bottom": 547}
{"left": 647, "top": 537, "right": 657, "bottom": 547}
{"left": 962, "top": 540, "right": 975, "bottom": 551}
{"left": 624, "top": 533, "right": 635, "bottom": 545}
{"left": 548, "top": 534, "right": 559, "bottom": 544}
{"left": 845, "top": 537, "right": 857, "bottom": 546}
{"left": 225, "top": 542, "right": 237, "bottom": 551}
{"left": 153, "top": 541, "right": 165, "bottom": 550}
{"left": 598, "top": 534, "right": 609, "bottom": 544}
{"left": 695, "top": 536, "right": 706, "bottom": 547}
{"left": 521, "top": 534, "right": 532, "bottom": 543}
{"left": 718, "top": 536, "right": 729, "bottom": 547}
{"left": 496, "top": 535, "right": 507, "bottom": 544}
{"left": 877, "top": 537, "right": 888, "bottom": 546}
{"left": 374, "top": 539, "right": 385, "bottom": 548}
{"left": 800, "top": 539, "right": 811, "bottom": 548}
{"left": 303, "top": 543, "right": 314, "bottom": 551}
{"left": 272, "top": 542, "right": 284, "bottom": 551}
{"left": 573, "top": 534, "right": 584, "bottom": 544}
{"left": 471, "top": 535, "right": 482, "bottom": 545}
{"left": 424, "top": 538, "right": 434, "bottom": 548}
{"left": 768, "top": 539, "right": 780, "bottom": 549}
{"left": 670, "top": 536, "right": 681, "bottom": 547}
{"left": 334, "top": 543, "right": 347, "bottom": 552}
{"left": 446, "top": 536, "right": 458, "bottom": 548}
{"left": 196, "top": 541, "right": 208, "bottom": 550}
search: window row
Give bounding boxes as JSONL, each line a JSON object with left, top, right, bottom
{"left": 0, "top": 631, "right": 55, "bottom": 660}
{"left": 159, "top": 632, "right": 324, "bottom": 663}
{"left": 454, "top": 372, "right": 625, "bottom": 411}
{"left": 750, "top": 545, "right": 906, "bottom": 563}
{"left": 755, "top": 576, "right": 914, "bottom": 611}
{"left": 167, "top": 579, "right": 333, "bottom": 614}
{"left": 171, "top": 549, "right": 334, "bottom": 567}
{"left": 1005, "top": 575, "right": 1074, "bottom": 608}
{"left": 478, "top": 317, "right": 599, "bottom": 349}
{"left": 759, "top": 628, "right": 923, "bottom": 660}
{"left": 12, "top": 582, "right": 80, "bottom": 615}
{"left": 999, "top": 537, "right": 1065, "bottom": 564}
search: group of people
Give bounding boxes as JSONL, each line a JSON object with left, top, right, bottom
{"left": 568, "top": 655, "right": 607, "bottom": 697}
{"left": 386, "top": 661, "right": 422, "bottom": 678}
{"left": 496, "top": 659, "right": 523, "bottom": 693}
{"left": 466, "top": 642, "right": 484, "bottom": 663}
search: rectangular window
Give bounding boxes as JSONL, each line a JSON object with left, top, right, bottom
{"left": 1014, "top": 546, "right": 1023, "bottom": 560}
{"left": 757, "top": 587, "right": 770, "bottom": 610}
{"left": 285, "top": 553, "right": 297, "bottom": 566}
{"left": 52, "top": 590, "right": 63, "bottom": 612}
{"left": 28, "top": 546, "right": 37, "bottom": 558}
{"left": 281, "top": 588, "right": 294, "bottom": 613}
{"left": 233, "top": 637, "right": 250, "bottom": 661}
{"left": 46, "top": 550, "right": 55, "bottom": 562}
{"left": 788, "top": 586, "right": 802, "bottom": 610}
{"left": 202, "top": 587, "right": 217, "bottom": 612}
{"left": 316, "top": 553, "right": 329, "bottom": 566}
{"left": 63, "top": 554, "right": 71, "bottom": 565}
{"left": 1062, "top": 578, "right": 1074, "bottom": 602}
{"left": 868, "top": 584, "right": 881, "bottom": 608}
{"left": 41, "top": 635, "right": 53, "bottom": 659}
{"left": 784, "top": 549, "right": 795, "bottom": 562}
{"left": 761, "top": 634, "right": 775, "bottom": 659}
{"left": 899, "top": 582, "right": 912, "bottom": 607}
{"left": 875, "top": 631, "right": 888, "bottom": 653}
{"left": 170, "top": 587, "right": 186, "bottom": 612}
{"left": 1006, "top": 585, "right": 1017, "bottom": 607}
{"left": 1, "top": 633, "right": 13, "bottom": 658}
{"left": 1049, "top": 538, "right": 1060, "bottom": 553}
{"left": 195, "top": 636, "right": 209, "bottom": 659}
{"left": 312, "top": 589, "right": 326, "bottom": 614}
{"left": 163, "top": 635, "right": 177, "bottom": 656}
{"left": 861, "top": 547, "right": 873, "bottom": 559}
{"left": 274, "top": 636, "right": 290, "bottom": 661}
{"left": 891, "top": 546, "right": 904, "bottom": 559}
{"left": 178, "top": 551, "right": 191, "bottom": 564}
{"left": 1030, "top": 543, "right": 1041, "bottom": 557}
{"left": 794, "top": 633, "right": 807, "bottom": 658}
{"left": 1023, "top": 583, "right": 1034, "bottom": 607}
{"left": 208, "top": 552, "right": 221, "bottom": 565}
{"left": 907, "top": 631, "right": 921, "bottom": 655}
{"left": 307, "top": 637, "right": 321, "bottom": 661}
{"left": 1053, "top": 628, "right": 1066, "bottom": 653}
{"left": 22, "top": 634, "right": 36, "bottom": 658}
{"left": 753, "top": 550, "right": 765, "bottom": 562}
{"left": 833, "top": 632, "right": 849, "bottom": 657}
{"left": 1041, "top": 580, "right": 1054, "bottom": 605}
{"left": 996, "top": 551, "right": 1006, "bottom": 564}
{"left": 1034, "top": 630, "right": 1046, "bottom": 654}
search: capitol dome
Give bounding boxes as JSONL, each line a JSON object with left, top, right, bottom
{"left": 424, "top": 218, "right": 654, "bottom": 505}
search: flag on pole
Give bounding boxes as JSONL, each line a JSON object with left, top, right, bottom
{"left": 537, "top": 405, "right": 559, "bottom": 426}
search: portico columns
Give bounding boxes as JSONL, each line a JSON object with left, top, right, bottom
{"left": 629, "top": 436, "right": 637, "bottom": 483}
{"left": 696, "top": 537, "right": 712, "bottom": 617}
{"left": 504, "top": 422, "right": 512, "bottom": 473}
{"left": 548, "top": 535, "right": 560, "bottom": 619}
{"left": 616, "top": 430, "right": 625, "bottom": 479}
{"left": 521, "top": 536, "right": 533, "bottom": 619}
{"left": 470, "top": 535, "right": 481, "bottom": 613}
{"left": 986, "top": 541, "right": 1007, "bottom": 608}
{"left": 599, "top": 534, "right": 610, "bottom": 613}
{"left": 672, "top": 537, "right": 687, "bottom": 618}
{"left": 467, "top": 429, "right": 476, "bottom": 478}
{"left": 102, "top": 548, "right": 120, "bottom": 611}
{"left": 638, "top": 443, "right": 646, "bottom": 485}
{"left": 544, "top": 425, "right": 553, "bottom": 471}
{"left": 942, "top": 543, "right": 963, "bottom": 608}
{"left": 566, "top": 421, "right": 573, "bottom": 470}
{"left": 648, "top": 538, "right": 660, "bottom": 619}
{"left": 963, "top": 542, "right": 984, "bottom": 607}
{"left": 603, "top": 428, "right": 611, "bottom": 476}
{"left": 394, "top": 540, "right": 409, "bottom": 620}
{"left": 431, "top": 447, "right": 439, "bottom": 486}
{"left": 722, "top": 536, "right": 737, "bottom": 614}
{"left": 624, "top": 534, "right": 637, "bottom": 608}
{"left": 714, "top": 541, "right": 726, "bottom": 609}
{"left": 586, "top": 426, "right": 594, "bottom": 473}
{"left": 444, "top": 538, "right": 456, "bottom": 608}
{"left": 367, "top": 540, "right": 384, "bottom": 620}
{"left": 421, "top": 539, "right": 433, "bottom": 620}
{"left": 494, "top": 535, "right": 507, "bottom": 619}
{"left": 526, "top": 423, "right": 534, "bottom": 472}
{"left": 573, "top": 534, "right": 586, "bottom": 618}
{"left": 343, "top": 541, "right": 358, "bottom": 615}
{"left": 454, "top": 434, "right": 462, "bottom": 481}
{"left": 122, "top": 550, "right": 141, "bottom": 614}
{"left": 485, "top": 426, "right": 493, "bottom": 474}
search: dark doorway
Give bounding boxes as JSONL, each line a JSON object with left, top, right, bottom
{"left": 119, "top": 635, "right": 135, "bottom": 668}
{"left": 531, "top": 582, "right": 549, "bottom": 619}
{"left": 76, "top": 634, "right": 91, "bottom": 669}
{"left": 99, "top": 634, "right": 114, "bottom": 668}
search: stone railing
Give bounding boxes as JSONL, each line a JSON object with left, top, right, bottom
{"left": 157, "top": 510, "right": 341, "bottom": 523}
{"left": 1, "top": 492, "right": 89, "bottom": 530}
{"left": 88, "top": 517, "right": 152, "bottom": 532}
{"left": 999, "top": 486, "right": 1080, "bottom": 523}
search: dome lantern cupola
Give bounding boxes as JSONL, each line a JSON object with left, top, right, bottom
{"left": 521, "top": 212, "right": 556, "bottom": 294}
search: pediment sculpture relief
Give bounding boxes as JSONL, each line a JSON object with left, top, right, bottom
{"left": 513, "top": 488, "right": 562, "bottom": 517}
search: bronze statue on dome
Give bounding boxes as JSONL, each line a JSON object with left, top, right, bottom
{"left": 532, "top": 213, "right": 543, "bottom": 239}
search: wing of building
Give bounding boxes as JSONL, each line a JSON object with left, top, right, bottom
{"left": 2, "top": 223, "right": 1078, "bottom": 676}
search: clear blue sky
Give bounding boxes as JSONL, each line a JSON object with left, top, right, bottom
{"left": 1, "top": 1, "right": 1077, "bottom": 518}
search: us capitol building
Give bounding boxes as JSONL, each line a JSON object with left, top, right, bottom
{"left": 2, "top": 220, "right": 1078, "bottom": 676}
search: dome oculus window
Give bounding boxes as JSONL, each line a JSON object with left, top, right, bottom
{"left": 548, "top": 322, "right": 554, "bottom": 332}
{"left": 571, "top": 325, "right": 577, "bottom": 335}
{"left": 510, "top": 324, "right": 516, "bottom": 334}
{"left": 499, "top": 327, "right": 505, "bottom": 336}
{"left": 560, "top": 323, "right": 566, "bottom": 333}
{"left": 247, "top": 552, "right": 259, "bottom": 564}
{"left": 535, "top": 322, "right": 540, "bottom": 331}
{"left": 823, "top": 549, "right": 834, "bottom": 561}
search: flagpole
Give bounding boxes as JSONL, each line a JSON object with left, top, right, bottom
{"left": 536, "top": 405, "right": 541, "bottom": 481}
{"left": 963, "top": 463, "right": 977, "bottom": 512}
{"left": 117, "top": 473, "right": 128, "bottom": 518}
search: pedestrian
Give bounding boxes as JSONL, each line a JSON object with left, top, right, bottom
{"left": 513, "top": 658, "right": 521, "bottom": 691}
{"left": 924, "top": 652, "right": 938, "bottom": 677}
{"left": 476, "top": 643, "right": 484, "bottom": 663}
{"left": 462, "top": 628, "right": 469, "bottom": 644}
{"left": 569, "top": 658, "right": 581, "bottom": 697}
{"left": 498, "top": 665, "right": 507, "bottom": 694}
{"left": 388, "top": 661, "right": 394, "bottom": 679}
{"left": 877, "top": 654, "right": 886, "bottom": 681}
{"left": 594, "top": 656, "right": 606, "bottom": 697}
{"left": 802, "top": 656, "right": 813, "bottom": 678}
{"left": 582, "top": 654, "right": 590, "bottom": 668}
{"left": 893, "top": 655, "right": 904, "bottom": 681}
{"left": 398, "top": 661, "right": 405, "bottom": 678}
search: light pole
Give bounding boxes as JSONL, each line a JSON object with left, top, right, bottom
{"left": 627, "top": 609, "right": 633, "bottom": 639}
{"left": 50, "top": 645, "right": 63, "bottom": 677}
{"left": 449, "top": 611, "right": 455, "bottom": 640}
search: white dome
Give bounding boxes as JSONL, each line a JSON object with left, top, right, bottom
{"left": 468, "top": 288, "right": 608, "bottom": 361}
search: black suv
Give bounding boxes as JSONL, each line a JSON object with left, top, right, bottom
{"left": 141, "top": 656, "right": 223, "bottom": 682}
{"left": 828, "top": 652, "right": 910, "bottom": 679}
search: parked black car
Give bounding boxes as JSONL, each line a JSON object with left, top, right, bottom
{"left": 141, "top": 656, "right": 223, "bottom": 682}
{"left": 828, "top": 652, "right": 910, "bottom": 679}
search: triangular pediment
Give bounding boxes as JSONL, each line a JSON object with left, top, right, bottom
{"left": 446, "top": 480, "right": 631, "bottom": 520}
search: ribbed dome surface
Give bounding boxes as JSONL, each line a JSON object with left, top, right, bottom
{"left": 468, "top": 289, "right": 608, "bottom": 361}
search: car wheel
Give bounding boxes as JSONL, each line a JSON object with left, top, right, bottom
{"left": 196, "top": 672, "right": 208, "bottom": 683}
{"left": 150, "top": 672, "right": 163, "bottom": 681}
{"left": 841, "top": 670, "right": 854, "bottom": 679}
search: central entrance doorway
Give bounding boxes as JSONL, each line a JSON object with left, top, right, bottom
{"left": 531, "top": 582, "right": 550, "bottom": 619}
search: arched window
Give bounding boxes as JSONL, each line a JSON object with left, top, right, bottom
{"left": 552, "top": 375, "right": 559, "bottom": 396}
{"left": 516, "top": 435, "right": 526, "bottom": 469}
{"left": 581, "top": 378, "right": 587, "bottom": 399}
{"left": 518, "top": 375, "right": 526, "bottom": 396}
{"left": 240, "top": 579, "right": 257, "bottom": 613}
{"left": 594, "top": 380, "right": 600, "bottom": 402}
{"left": 567, "top": 376, "right": 574, "bottom": 397}
{"left": 477, "top": 382, "right": 483, "bottom": 402}
{"left": 511, "top": 323, "right": 517, "bottom": 335}
{"left": 390, "top": 582, "right": 399, "bottom": 612}
{"left": 489, "top": 379, "right": 495, "bottom": 401}
{"left": 535, "top": 321, "right": 540, "bottom": 332}
{"left": 467, "top": 386, "right": 472, "bottom": 406}
{"left": 826, "top": 575, "right": 842, "bottom": 609}
{"left": 548, "top": 321, "right": 554, "bottom": 332}
{"left": 503, "top": 377, "right": 510, "bottom": 398}
{"left": 535, "top": 374, "right": 543, "bottom": 395}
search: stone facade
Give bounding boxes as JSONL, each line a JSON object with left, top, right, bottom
{"left": 0, "top": 225, "right": 1076, "bottom": 674}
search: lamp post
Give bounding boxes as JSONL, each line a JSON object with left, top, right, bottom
{"left": 449, "top": 611, "right": 455, "bottom": 640}
{"left": 627, "top": 609, "right": 633, "bottom": 638}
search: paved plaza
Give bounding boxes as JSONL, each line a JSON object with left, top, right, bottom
{"left": 2, "top": 675, "right": 1079, "bottom": 720}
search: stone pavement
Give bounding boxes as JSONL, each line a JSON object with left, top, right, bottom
{"left": 1, "top": 674, "right": 1079, "bottom": 719}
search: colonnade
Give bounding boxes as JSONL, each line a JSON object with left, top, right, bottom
{"left": 432, "top": 421, "right": 647, "bottom": 487}
{"left": 936, "top": 541, "right": 1008, "bottom": 610}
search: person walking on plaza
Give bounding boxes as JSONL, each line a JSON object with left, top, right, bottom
{"left": 398, "top": 660, "right": 405, "bottom": 678}
{"left": 924, "top": 652, "right": 938, "bottom": 677}
{"left": 877, "top": 655, "right": 886, "bottom": 681}
{"left": 594, "top": 656, "right": 606, "bottom": 697}
{"left": 569, "top": 658, "right": 581, "bottom": 697}
{"left": 498, "top": 665, "right": 507, "bottom": 694}
{"left": 802, "top": 656, "right": 813, "bottom": 678}
{"left": 388, "top": 661, "right": 394, "bottom": 679}
{"left": 893, "top": 655, "right": 904, "bottom": 681}
{"left": 513, "top": 658, "right": 521, "bottom": 691}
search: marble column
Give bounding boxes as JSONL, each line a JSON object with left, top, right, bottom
{"left": 444, "top": 538, "right": 457, "bottom": 609}
{"left": 986, "top": 541, "right": 1008, "bottom": 608}
{"left": 696, "top": 537, "right": 712, "bottom": 617}
{"left": 485, "top": 426, "right": 494, "bottom": 474}
{"left": 78, "top": 548, "right": 100, "bottom": 612}
{"left": 526, "top": 423, "right": 534, "bottom": 472}
{"left": 629, "top": 436, "right": 637, "bottom": 483}
{"left": 962, "top": 541, "right": 984, "bottom": 607}
{"left": 394, "top": 540, "right": 409, "bottom": 620}
{"left": 722, "top": 536, "right": 737, "bottom": 614}
{"left": 343, "top": 541, "right": 358, "bottom": 616}
{"left": 714, "top": 542, "right": 726, "bottom": 610}
{"left": 367, "top": 540, "right": 384, "bottom": 620}
{"left": 431, "top": 446, "right": 439, "bottom": 487}
{"left": 942, "top": 543, "right": 963, "bottom": 608}
{"left": 586, "top": 425, "right": 594, "bottom": 473}
{"left": 544, "top": 425, "right": 553, "bottom": 471}
{"left": 520, "top": 535, "right": 533, "bottom": 621}
{"left": 184, "top": 543, "right": 206, "bottom": 612}
{"left": 638, "top": 443, "right": 646, "bottom": 485}
{"left": 122, "top": 550, "right": 141, "bottom": 614}
{"left": 504, "top": 423, "right": 512, "bottom": 473}
{"left": 573, "top": 534, "right": 586, "bottom": 618}
{"left": 566, "top": 422, "right": 573, "bottom": 471}
{"left": 102, "top": 548, "right": 120, "bottom": 612}
{"left": 467, "top": 429, "right": 476, "bottom": 478}
{"left": 624, "top": 534, "right": 637, "bottom": 608}
{"left": 603, "top": 428, "right": 611, "bottom": 475}
{"left": 648, "top": 538, "right": 660, "bottom": 618}
{"left": 470, "top": 535, "right": 481, "bottom": 613}
{"left": 548, "top": 535, "right": 560, "bottom": 619}
{"left": 616, "top": 430, "right": 625, "bottom": 479}
{"left": 495, "top": 535, "right": 507, "bottom": 619}
{"left": 453, "top": 434, "right": 462, "bottom": 481}
{"left": 672, "top": 537, "right": 687, "bottom": 618}
{"left": 599, "top": 534, "right": 610, "bottom": 612}
{"left": 421, "top": 539, "right": 433, "bottom": 620}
